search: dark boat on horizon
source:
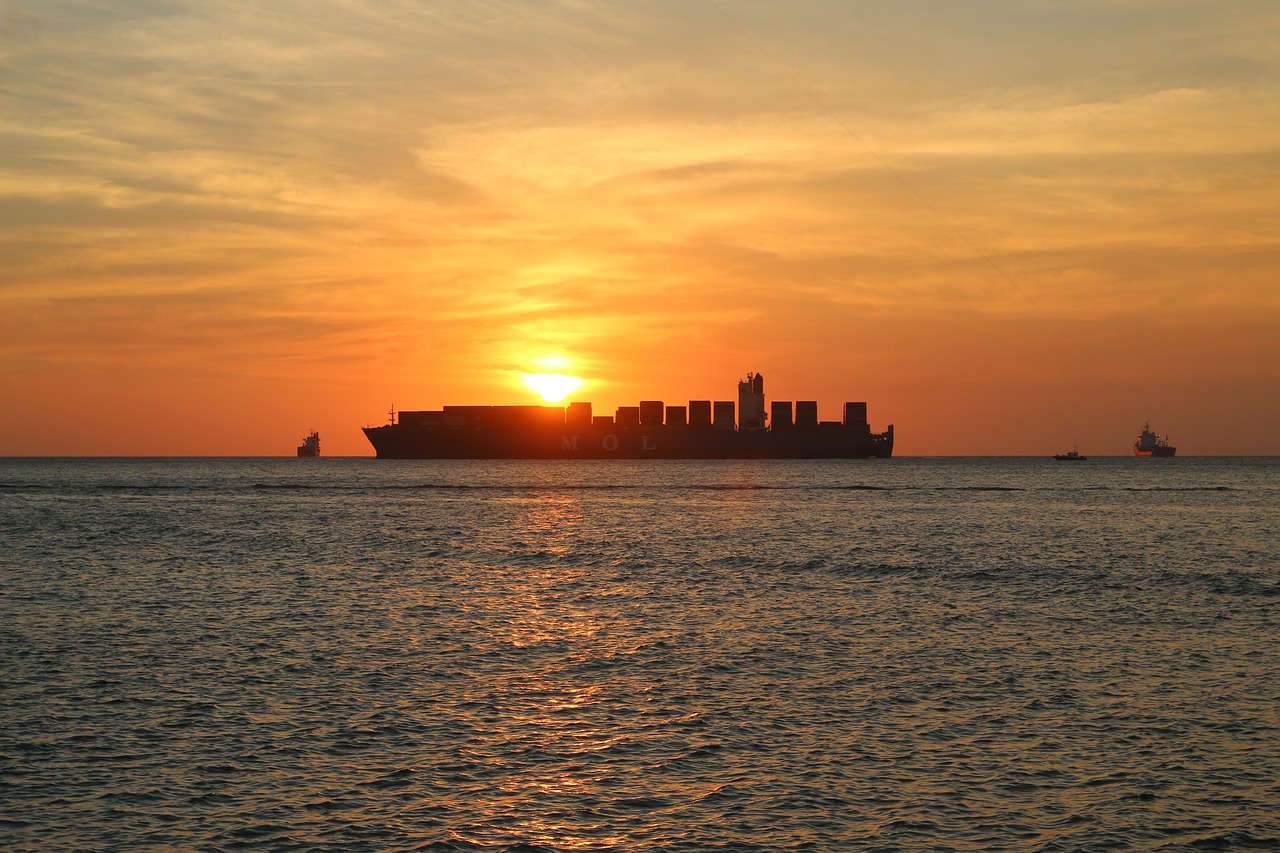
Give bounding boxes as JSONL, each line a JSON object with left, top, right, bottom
{"left": 1134, "top": 422, "right": 1176, "bottom": 457}
{"left": 297, "top": 431, "right": 320, "bottom": 457}
{"left": 363, "top": 372, "right": 893, "bottom": 459}
{"left": 1054, "top": 448, "right": 1087, "bottom": 461}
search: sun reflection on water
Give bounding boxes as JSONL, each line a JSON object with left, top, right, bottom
{"left": 460, "top": 489, "right": 641, "bottom": 849}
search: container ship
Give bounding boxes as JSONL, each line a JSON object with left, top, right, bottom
{"left": 1133, "top": 422, "right": 1176, "bottom": 457}
{"left": 363, "top": 372, "right": 893, "bottom": 459}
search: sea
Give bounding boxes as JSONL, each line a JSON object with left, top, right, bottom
{"left": 1, "top": 456, "right": 1277, "bottom": 852}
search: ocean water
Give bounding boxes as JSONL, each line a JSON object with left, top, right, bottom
{"left": 1, "top": 456, "right": 1277, "bottom": 852}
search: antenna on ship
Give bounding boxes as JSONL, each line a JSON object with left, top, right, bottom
{"left": 388, "top": 405, "right": 396, "bottom": 426}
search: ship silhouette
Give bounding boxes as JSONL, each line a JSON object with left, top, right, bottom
{"left": 363, "top": 372, "right": 893, "bottom": 459}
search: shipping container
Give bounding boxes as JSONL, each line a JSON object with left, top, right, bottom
{"left": 770, "top": 401, "right": 793, "bottom": 430}
{"left": 689, "top": 400, "right": 712, "bottom": 429}
{"left": 537, "top": 406, "right": 566, "bottom": 427}
{"left": 639, "top": 400, "right": 665, "bottom": 425}
{"left": 443, "top": 405, "right": 492, "bottom": 429}
{"left": 796, "top": 401, "right": 818, "bottom": 428}
{"left": 713, "top": 400, "right": 736, "bottom": 431}
{"left": 492, "top": 405, "right": 564, "bottom": 430}
{"left": 843, "top": 402, "right": 868, "bottom": 427}
{"left": 567, "top": 401, "right": 593, "bottom": 427}
{"left": 665, "top": 405, "right": 687, "bottom": 428}
{"left": 615, "top": 406, "right": 640, "bottom": 428}
{"left": 398, "top": 410, "right": 442, "bottom": 429}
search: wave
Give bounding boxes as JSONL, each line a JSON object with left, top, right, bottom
{"left": 1117, "top": 485, "right": 1237, "bottom": 492}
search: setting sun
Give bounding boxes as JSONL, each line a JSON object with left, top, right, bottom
{"left": 523, "top": 373, "right": 583, "bottom": 404}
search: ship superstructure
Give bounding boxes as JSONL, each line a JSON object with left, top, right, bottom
{"left": 738, "top": 372, "right": 766, "bottom": 430}
{"left": 363, "top": 372, "right": 893, "bottom": 459}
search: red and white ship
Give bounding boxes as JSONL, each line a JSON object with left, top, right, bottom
{"left": 1134, "top": 423, "right": 1176, "bottom": 457}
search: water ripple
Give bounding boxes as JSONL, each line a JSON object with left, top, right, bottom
{"left": 1, "top": 457, "right": 1277, "bottom": 851}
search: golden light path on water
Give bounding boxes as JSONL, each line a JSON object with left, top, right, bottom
{"left": 455, "top": 490, "right": 634, "bottom": 849}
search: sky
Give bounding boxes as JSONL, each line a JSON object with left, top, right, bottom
{"left": 2, "top": 0, "right": 1278, "bottom": 456}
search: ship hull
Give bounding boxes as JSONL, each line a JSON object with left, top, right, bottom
{"left": 1134, "top": 447, "right": 1176, "bottom": 458}
{"left": 363, "top": 424, "right": 893, "bottom": 460}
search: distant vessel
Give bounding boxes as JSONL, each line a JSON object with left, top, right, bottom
{"left": 297, "top": 431, "right": 320, "bottom": 457}
{"left": 1133, "top": 423, "right": 1176, "bottom": 457}
{"left": 363, "top": 372, "right": 893, "bottom": 459}
{"left": 1054, "top": 448, "right": 1087, "bottom": 461}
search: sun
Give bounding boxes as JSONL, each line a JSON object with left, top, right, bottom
{"left": 523, "top": 373, "right": 583, "bottom": 404}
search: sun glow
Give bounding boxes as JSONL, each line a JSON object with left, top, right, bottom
{"left": 523, "top": 373, "right": 583, "bottom": 403}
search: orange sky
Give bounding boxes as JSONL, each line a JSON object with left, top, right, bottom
{"left": 3, "top": 1, "right": 1278, "bottom": 455}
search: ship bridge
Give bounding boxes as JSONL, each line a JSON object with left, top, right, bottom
{"left": 738, "top": 372, "right": 766, "bottom": 430}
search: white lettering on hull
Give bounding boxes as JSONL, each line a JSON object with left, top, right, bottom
{"left": 559, "top": 434, "right": 659, "bottom": 453}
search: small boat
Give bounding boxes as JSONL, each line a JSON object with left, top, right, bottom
{"left": 1053, "top": 447, "right": 1087, "bottom": 461}
{"left": 297, "top": 431, "right": 320, "bottom": 457}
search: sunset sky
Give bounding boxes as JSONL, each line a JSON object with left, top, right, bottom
{"left": 3, "top": 0, "right": 1278, "bottom": 455}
